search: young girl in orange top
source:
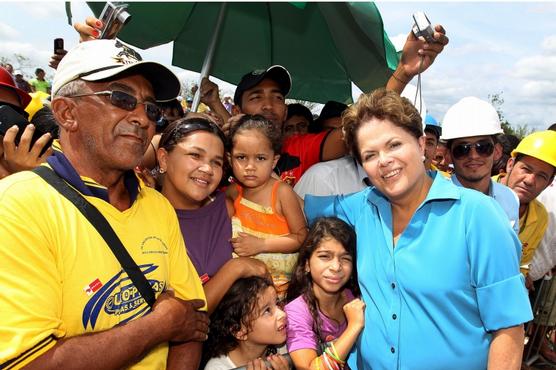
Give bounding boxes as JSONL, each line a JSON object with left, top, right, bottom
{"left": 226, "top": 115, "right": 308, "bottom": 301}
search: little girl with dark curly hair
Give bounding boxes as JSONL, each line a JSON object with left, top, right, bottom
{"left": 203, "top": 276, "right": 290, "bottom": 370}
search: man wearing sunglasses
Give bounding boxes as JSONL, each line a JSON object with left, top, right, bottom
{"left": 441, "top": 96, "right": 520, "bottom": 236}
{"left": 494, "top": 130, "right": 556, "bottom": 283}
{"left": 0, "top": 40, "right": 209, "bottom": 370}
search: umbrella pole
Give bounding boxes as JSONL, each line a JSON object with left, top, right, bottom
{"left": 191, "top": 2, "right": 228, "bottom": 113}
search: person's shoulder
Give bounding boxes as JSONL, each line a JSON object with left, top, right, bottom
{"left": 204, "top": 354, "right": 235, "bottom": 370}
{"left": 491, "top": 179, "right": 514, "bottom": 194}
{"left": 225, "top": 182, "right": 240, "bottom": 200}
{"left": 530, "top": 197, "right": 548, "bottom": 218}
{"left": 491, "top": 180, "right": 520, "bottom": 205}
{"left": 138, "top": 184, "right": 176, "bottom": 212}
{"left": 285, "top": 294, "right": 310, "bottom": 313}
{"left": 275, "top": 178, "right": 295, "bottom": 193}
{"left": 0, "top": 170, "right": 46, "bottom": 200}
{"left": 302, "top": 156, "right": 350, "bottom": 176}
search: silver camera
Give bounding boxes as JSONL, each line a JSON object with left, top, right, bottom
{"left": 99, "top": 2, "right": 132, "bottom": 40}
{"left": 412, "top": 11, "right": 435, "bottom": 43}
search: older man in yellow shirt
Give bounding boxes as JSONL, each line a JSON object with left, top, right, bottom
{"left": 494, "top": 130, "right": 556, "bottom": 282}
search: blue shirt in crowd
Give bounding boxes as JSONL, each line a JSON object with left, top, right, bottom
{"left": 304, "top": 172, "right": 532, "bottom": 370}
{"left": 451, "top": 174, "right": 520, "bottom": 236}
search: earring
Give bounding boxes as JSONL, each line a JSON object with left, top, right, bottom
{"left": 159, "top": 168, "right": 166, "bottom": 174}
{"left": 421, "top": 155, "right": 426, "bottom": 162}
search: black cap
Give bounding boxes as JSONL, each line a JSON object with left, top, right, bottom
{"left": 424, "top": 124, "right": 442, "bottom": 140}
{"left": 317, "top": 101, "right": 348, "bottom": 122}
{"left": 233, "top": 65, "right": 291, "bottom": 107}
{"left": 310, "top": 100, "right": 348, "bottom": 132}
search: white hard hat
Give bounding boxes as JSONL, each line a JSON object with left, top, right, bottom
{"left": 440, "top": 97, "right": 502, "bottom": 140}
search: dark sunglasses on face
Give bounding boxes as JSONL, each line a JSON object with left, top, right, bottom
{"left": 67, "top": 90, "right": 162, "bottom": 122}
{"left": 451, "top": 140, "right": 495, "bottom": 160}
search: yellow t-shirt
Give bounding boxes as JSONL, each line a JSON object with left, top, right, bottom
{"left": 0, "top": 170, "right": 205, "bottom": 369}
{"left": 519, "top": 199, "right": 549, "bottom": 275}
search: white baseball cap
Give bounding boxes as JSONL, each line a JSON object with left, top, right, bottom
{"left": 441, "top": 97, "right": 502, "bottom": 140}
{"left": 52, "top": 39, "right": 180, "bottom": 101}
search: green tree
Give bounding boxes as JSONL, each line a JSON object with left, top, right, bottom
{"left": 488, "top": 92, "right": 531, "bottom": 139}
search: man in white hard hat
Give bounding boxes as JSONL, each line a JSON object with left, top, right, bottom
{"left": 441, "top": 97, "right": 520, "bottom": 236}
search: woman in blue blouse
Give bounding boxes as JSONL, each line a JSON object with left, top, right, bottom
{"left": 304, "top": 88, "right": 532, "bottom": 370}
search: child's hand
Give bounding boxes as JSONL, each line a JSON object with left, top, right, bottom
{"left": 343, "top": 298, "right": 366, "bottom": 331}
{"left": 265, "top": 354, "right": 290, "bottom": 370}
{"left": 231, "top": 232, "right": 265, "bottom": 256}
{"left": 246, "top": 355, "right": 290, "bottom": 370}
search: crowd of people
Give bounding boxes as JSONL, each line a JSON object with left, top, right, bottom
{"left": 0, "top": 11, "right": 555, "bottom": 370}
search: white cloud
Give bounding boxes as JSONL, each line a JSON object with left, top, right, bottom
{"left": 541, "top": 35, "right": 556, "bottom": 55}
{"left": 520, "top": 80, "right": 556, "bottom": 100}
{"left": 0, "top": 41, "right": 51, "bottom": 72}
{"left": 14, "top": 2, "right": 66, "bottom": 20}
{"left": 0, "top": 22, "right": 19, "bottom": 39}
{"left": 514, "top": 55, "right": 556, "bottom": 80}
{"left": 449, "top": 41, "right": 509, "bottom": 57}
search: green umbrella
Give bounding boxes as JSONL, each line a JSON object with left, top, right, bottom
{"left": 86, "top": 2, "right": 399, "bottom": 105}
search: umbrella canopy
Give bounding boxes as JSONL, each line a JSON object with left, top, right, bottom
{"left": 87, "top": 2, "right": 399, "bottom": 104}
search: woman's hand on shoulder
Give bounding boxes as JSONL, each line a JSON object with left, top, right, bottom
{"left": 232, "top": 257, "right": 270, "bottom": 279}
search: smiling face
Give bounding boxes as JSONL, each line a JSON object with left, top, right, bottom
{"left": 448, "top": 135, "right": 500, "bottom": 190}
{"left": 159, "top": 131, "right": 224, "bottom": 209}
{"left": 307, "top": 237, "right": 353, "bottom": 296}
{"left": 244, "top": 286, "right": 287, "bottom": 346}
{"left": 505, "top": 155, "right": 554, "bottom": 206}
{"left": 357, "top": 118, "right": 427, "bottom": 203}
{"left": 230, "top": 129, "right": 279, "bottom": 190}
{"left": 239, "top": 79, "right": 287, "bottom": 129}
{"left": 70, "top": 75, "right": 157, "bottom": 173}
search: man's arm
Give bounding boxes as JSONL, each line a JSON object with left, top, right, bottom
{"left": 386, "top": 24, "right": 449, "bottom": 95}
{"left": 487, "top": 325, "right": 524, "bottom": 370}
{"left": 167, "top": 341, "right": 203, "bottom": 370}
{"left": 199, "top": 77, "right": 231, "bottom": 124}
{"left": 23, "top": 294, "right": 208, "bottom": 370}
{"left": 321, "top": 128, "right": 347, "bottom": 162}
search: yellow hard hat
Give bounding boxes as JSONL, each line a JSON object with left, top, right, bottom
{"left": 512, "top": 130, "right": 556, "bottom": 168}
{"left": 24, "top": 91, "right": 50, "bottom": 121}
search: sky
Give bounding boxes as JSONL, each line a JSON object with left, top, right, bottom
{"left": 0, "top": 1, "right": 555, "bottom": 132}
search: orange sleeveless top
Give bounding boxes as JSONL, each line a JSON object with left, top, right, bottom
{"left": 231, "top": 181, "right": 298, "bottom": 300}
{"left": 232, "top": 181, "right": 289, "bottom": 236}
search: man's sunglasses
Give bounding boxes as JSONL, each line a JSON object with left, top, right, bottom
{"left": 68, "top": 90, "right": 162, "bottom": 122}
{"left": 451, "top": 140, "right": 495, "bottom": 160}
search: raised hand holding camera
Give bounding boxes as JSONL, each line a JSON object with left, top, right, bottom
{"left": 98, "top": 2, "right": 132, "bottom": 40}
{"left": 412, "top": 11, "right": 435, "bottom": 43}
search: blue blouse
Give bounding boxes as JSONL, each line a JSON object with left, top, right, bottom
{"left": 304, "top": 172, "right": 532, "bottom": 370}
